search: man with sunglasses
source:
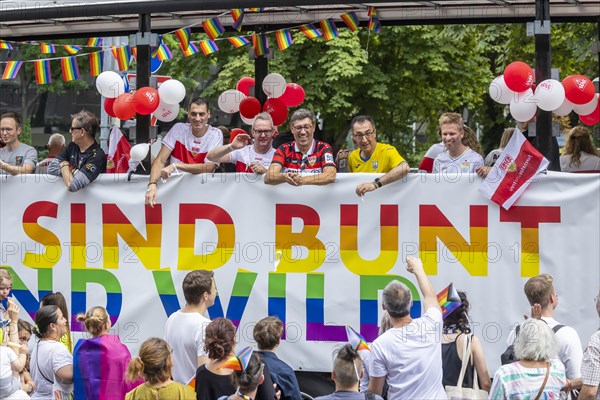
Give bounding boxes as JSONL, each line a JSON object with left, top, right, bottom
{"left": 206, "top": 112, "right": 276, "bottom": 174}
{"left": 48, "top": 110, "right": 106, "bottom": 191}
{"left": 265, "top": 108, "right": 336, "bottom": 186}
{"left": 350, "top": 115, "right": 410, "bottom": 197}
{"left": 0, "top": 112, "right": 37, "bottom": 175}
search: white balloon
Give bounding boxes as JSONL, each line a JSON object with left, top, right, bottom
{"left": 218, "top": 89, "right": 246, "bottom": 113}
{"left": 534, "top": 79, "right": 565, "bottom": 111}
{"left": 488, "top": 75, "right": 515, "bottom": 105}
{"left": 572, "top": 94, "right": 599, "bottom": 115}
{"left": 130, "top": 143, "right": 150, "bottom": 162}
{"left": 240, "top": 114, "right": 255, "bottom": 125}
{"left": 158, "top": 79, "right": 186, "bottom": 105}
{"left": 96, "top": 71, "right": 125, "bottom": 98}
{"left": 509, "top": 89, "right": 537, "bottom": 122}
{"left": 262, "top": 73, "right": 286, "bottom": 98}
{"left": 153, "top": 101, "right": 180, "bottom": 122}
{"left": 553, "top": 98, "right": 574, "bottom": 117}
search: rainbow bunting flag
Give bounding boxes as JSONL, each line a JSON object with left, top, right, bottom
{"left": 219, "top": 346, "right": 254, "bottom": 371}
{"left": 245, "top": 8, "right": 264, "bottom": 12}
{"left": 179, "top": 42, "right": 199, "bottom": 57}
{"left": 40, "top": 43, "right": 56, "bottom": 54}
{"left": 0, "top": 40, "right": 13, "bottom": 50}
{"left": 299, "top": 24, "right": 322, "bottom": 39}
{"left": 60, "top": 56, "right": 80, "bottom": 81}
{"left": 63, "top": 45, "right": 82, "bottom": 55}
{"left": 252, "top": 33, "right": 269, "bottom": 57}
{"left": 368, "top": 6, "right": 377, "bottom": 17}
{"left": 89, "top": 52, "right": 103, "bottom": 77}
{"left": 228, "top": 36, "right": 250, "bottom": 48}
{"left": 153, "top": 42, "right": 173, "bottom": 60}
{"left": 437, "top": 283, "right": 462, "bottom": 319}
{"left": 368, "top": 7, "right": 382, "bottom": 33}
{"left": 34, "top": 59, "right": 52, "bottom": 84}
{"left": 87, "top": 37, "right": 103, "bottom": 47}
{"left": 131, "top": 47, "right": 137, "bottom": 60}
{"left": 174, "top": 27, "right": 191, "bottom": 50}
{"left": 275, "top": 29, "right": 293, "bottom": 51}
{"left": 230, "top": 9, "right": 244, "bottom": 31}
{"left": 319, "top": 19, "right": 339, "bottom": 41}
{"left": 345, "top": 326, "right": 370, "bottom": 352}
{"left": 202, "top": 17, "right": 225, "bottom": 40}
{"left": 111, "top": 46, "right": 131, "bottom": 71}
{"left": 340, "top": 12, "right": 359, "bottom": 32}
{"left": 199, "top": 40, "right": 218, "bottom": 55}
{"left": 1, "top": 61, "right": 23, "bottom": 80}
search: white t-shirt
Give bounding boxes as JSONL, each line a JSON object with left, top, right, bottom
{"left": 433, "top": 148, "right": 484, "bottom": 173}
{"left": 370, "top": 307, "right": 446, "bottom": 400}
{"left": 560, "top": 152, "right": 600, "bottom": 172}
{"left": 229, "top": 145, "right": 275, "bottom": 172}
{"left": 30, "top": 339, "right": 73, "bottom": 400}
{"left": 162, "top": 123, "right": 223, "bottom": 166}
{"left": 1, "top": 346, "right": 20, "bottom": 395}
{"left": 164, "top": 310, "right": 211, "bottom": 384}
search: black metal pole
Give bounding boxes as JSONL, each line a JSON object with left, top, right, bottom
{"left": 136, "top": 13, "right": 151, "bottom": 171}
{"left": 534, "top": 0, "right": 558, "bottom": 170}
{"left": 255, "top": 26, "right": 268, "bottom": 107}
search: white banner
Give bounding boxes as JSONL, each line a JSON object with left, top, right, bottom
{"left": 1, "top": 172, "right": 599, "bottom": 373}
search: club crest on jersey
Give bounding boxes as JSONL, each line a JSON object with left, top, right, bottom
{"left": 308, "top": 155, "right": 317, "bottom": 166}
{"left": 372, "top": 160, "right": 378, "bottom": 170}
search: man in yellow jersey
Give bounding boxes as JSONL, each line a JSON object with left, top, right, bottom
{"left": 350, "top": 115, "right": 410, "bottom": 197}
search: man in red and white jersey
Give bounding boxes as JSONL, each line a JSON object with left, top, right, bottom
{"left": 145, "top": 97, "right": 222, "bottom": 206}
{"left": 206, "top": 112, "right": 276, "bottom": 174}
{"left": 432, "top": 112, "right": 483, "bottom": 174}
{"left": 265, "top": 108, "right": 336, "bottom": 186}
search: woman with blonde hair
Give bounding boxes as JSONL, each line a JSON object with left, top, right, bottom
{"left": 560, "top": 126, "right": 600, "bottom": 172}
{"left": 73, "top": 306, "right": 141, "bottom": 399}
{"left": 126, "top": 337, "right": 195, "bottom": 399}
{"left": 484, "top": 128, "right": 515, "bottom": 166}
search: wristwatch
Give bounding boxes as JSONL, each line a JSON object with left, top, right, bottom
{"left": 374, "top": 177, "right": 383, "bottom": 188}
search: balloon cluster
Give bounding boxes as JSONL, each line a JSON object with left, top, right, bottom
{"left": 217, "top": 73, "right": 305, "bottom": 126}
{"left": 489, "top": 62, "right": 599, "bottom": 126}
{"left": 96, "top": 71, "right": 186, "bottom": 123}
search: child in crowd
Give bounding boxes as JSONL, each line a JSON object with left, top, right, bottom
{"left": 1, "top": 340, "right": 29, "bottom": 399}
{"left": 218, "top": 352, "right": 265, "bottom": 400}
{"left": 17, "top": 319, "right": 35, "bottom": 395}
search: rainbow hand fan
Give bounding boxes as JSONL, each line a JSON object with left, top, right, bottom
{"left": 345, "top": 325, "right": 370, "bottom": 351}
{"left": 218, "top": 346, "right": 254, "bottom": 371}
{"left": 437, "top": 283, "right": 461, "bottom": 319}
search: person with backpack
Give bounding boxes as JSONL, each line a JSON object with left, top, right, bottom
{"left": 504, "top": 274, "right": 583, "bottom": 395}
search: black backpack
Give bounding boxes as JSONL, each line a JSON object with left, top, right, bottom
{"left": 501, "top": 323, "right": 564, "bottom": 365}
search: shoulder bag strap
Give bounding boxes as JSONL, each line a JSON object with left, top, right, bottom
{"left": 469, "top": 334, "right": 481, "bottom": 390}
{"left": 455, "top": 333, "right": 472, "bottom": 387}
{"left": 533, "top": 362, "right": 551, "bottom": 400}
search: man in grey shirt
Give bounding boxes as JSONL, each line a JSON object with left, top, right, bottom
{"left": 0, "top": 112, "right": 37, "bottom": 175}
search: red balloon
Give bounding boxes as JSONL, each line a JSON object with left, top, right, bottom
{"left": 280, "top": 83, "right": 305, "bottom": 107}
{"left": 104, "top": 97, "right": 117, "bottom": 118}
{"left": 236, "top": 77, "right": 255, "bottom": 96}
{"left": 133, "top": 87, "right": 160, "bottom": 115}
{"left": 229, "top": 128, "right": 248, "bottom": 144}
{"left": 239, "top": 97, "right": 261, "bottom": 119}
{"left": 580, "top": 100, "right": 600, "bottom": 126}
{"left": 503, "top": 62, "right": 534, "bottom": 92}
{"left": 113, "top": 93, "right": 137, "bottom": 120}
{"left": 562, "top": 75, "right": 595, "bottom": 105}
{"left": 263, "top": 98, "right": 288, "bottom": 126}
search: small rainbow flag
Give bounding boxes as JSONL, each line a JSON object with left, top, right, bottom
{"left": 299, "top": 24, "right": 322, "bottom": 39}
{"left": 252, "top": 33, "right": 269, "bottom": 57}
{"left": 275, "top": 29, "right": 293, "bottom": 51}
{"left": 0, "top": 40, "right": 13, "bottom": 50}
{"left": 111, "top": 45, "right": 131, "bottom": 71}
{"left": 61, "top": 56, "right": 80, "bottom": 81}
{"left": 437, "top": 283, "right": 462, "bottom": 319}
{"left": 153, "top": 42, "right": 173, "bottom": 60}
{"left": 131, "top": 47, "right": 137, "bottom": 60}
{"left": 40, "top": 43, "right": 56, "bottom": 54}
{"left": 89, "top": 52, "right": 103, "bottom": 77}
{"left": 230, "top": 9, "right": 244, "bottom": 31}
{"left": 245, "top": 7, "right": 264, "bottom": 12}
{"left": 199, "top": 40, "right": 218, "bottom": 55}
{"left": 346, "top": 326, "right": 370, "bottom": 352}
{"left": 202, "top": 17, "right": 225, "bottom": 40}
{"left": 63, "top": 45, "right": 82, "bottom": 55}
{"left": 340, "top": 12, "right": 359, "bottom": 32}
{"left": 174, "top": 27, "right": 191, "bottom": 50}
{"left": 368, "top": 7, "right": 381, "bottom": 33}
{"left": 1, "top": 61, "right": 23, "bottom": 80}
{"left": 179, "top": 42, "right": 199, "bottom": 57}
{"left": 34, "top": 59, "right": 52, "bottom": 84}
{"left": 87, "top": 37, "right": 103, "bottom": 47}
{"left": 187, "top": 375, "right": 196, "bottom": 390}
{"left": 218, "top": 346, "right": 254, "bottom": 371}
{"left": 319, "top": 19, "right": 339, "bottom": 42}
{"left": 228, "top": 36, "right": 250, "bottom": 48}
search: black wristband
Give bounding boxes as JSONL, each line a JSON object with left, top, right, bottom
{"left": 147, "top": 182, "right": 157, "bottom": 187}
{"left": 374, "top": 177, "right": 383, "bottom": 188}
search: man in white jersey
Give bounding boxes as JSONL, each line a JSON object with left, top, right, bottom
{"left": 165, "top": 269, "right": 216, "bottom": 384}
{"left": 145, "top": 97, "right": 223, "bottom": 207}
{"left": 432, "top": 112, "right": 483, "bottom": 173}
{"left": 206, "top": 112, "right": 276, "bottom": 174}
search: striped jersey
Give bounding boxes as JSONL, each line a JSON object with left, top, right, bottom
{"left": 272, "top": 140, "right": 335, "bottom": 175}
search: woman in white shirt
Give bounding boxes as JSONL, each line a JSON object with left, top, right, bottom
{"left": 560, "top": 126, "right": 600, "bottom": 172}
